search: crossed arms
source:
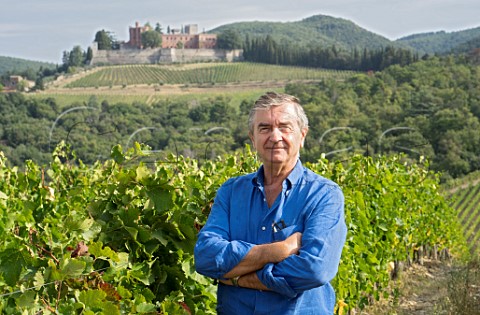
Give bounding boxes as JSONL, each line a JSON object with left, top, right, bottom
{"left": 220, "top": 232, "right": 302, "bottom": 290}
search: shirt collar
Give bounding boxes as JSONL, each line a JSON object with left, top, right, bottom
{"left": 251, "top": 160, "right": 303, "bottom": 190}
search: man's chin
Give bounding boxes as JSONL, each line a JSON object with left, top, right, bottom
{"left": 264, "top": 155, "right": 291, "bottom": 164}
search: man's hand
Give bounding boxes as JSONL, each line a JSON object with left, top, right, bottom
{"left": 284, "top": 232, "right": 302, "bottom": 256}
{"left": 221, "top": 233, "right": 302, "bottom": 290}
{"left": 220, "top": 272, "right": 270, "bottom": 291}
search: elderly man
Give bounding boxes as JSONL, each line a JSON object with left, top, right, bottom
{"left": 194, "top": 92, "right": 347, "bottom": 314}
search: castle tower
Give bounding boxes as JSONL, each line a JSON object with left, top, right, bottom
{"left": 128, "top": 22, "right": 151, "bottom": 49}
{"left": 184, "top": 24, "right": 198, "bottom": 35}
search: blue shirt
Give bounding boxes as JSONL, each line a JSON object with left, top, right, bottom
{"left": 194, "top": 161, "right": 347, "bottom": 315}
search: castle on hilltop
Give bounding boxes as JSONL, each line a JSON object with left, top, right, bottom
{"left": 127, "top": 22, "right": 217, "bottom": 49}
{"left": 90, "top": 22, "right": 242, "bottom": 65}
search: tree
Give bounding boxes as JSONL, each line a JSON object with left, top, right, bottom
{"left": 155, "top": 23, "right": 163, "bottom": 34}
{"left": 216, "top": 30, "right": 242, "bottom": 50}
{"left": 209, "top": 99, "right": 236, "bottom": 123}
{"left": 69, "top": 46, "right": 84, "bottom": 67}
{"left": 85, "top": 47, "right": 93, "bottom": 64}
{"left": 189, "top": 103, "right": 212, "bottom": 122}
{"left": 62, "top": 51, "right": 70, "bottom": 67}
{"left": 34, "top": 77, "right": 45, "bottom": 90}
{"left": 141, "top": 30, "right": 162, "bottom": 48}
{"left": 94, "top": 30, "right": 114, "bottom": 50}
{"left": 16, "top": 80, "right": 28, "bottom": 92}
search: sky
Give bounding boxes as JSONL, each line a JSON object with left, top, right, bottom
{"left": 1, "top": 0, "right": 479, "bottom": 64}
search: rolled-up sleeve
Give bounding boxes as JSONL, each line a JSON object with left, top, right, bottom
{"left": 257, "top": 184, "right": 347, "bottom": 297}
{"left": 194, "top": 179, "right": 255, "bottom": 279}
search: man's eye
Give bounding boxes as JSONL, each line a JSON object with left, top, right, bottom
{"left": 259, "top": 127, "right": 270, "bottom": 133}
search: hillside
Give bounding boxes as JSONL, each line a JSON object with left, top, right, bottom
{"left": 210, "top": 14, "right": 401, "bottom": 51}
{"left": 0, "top": 56, "right": 56, "bottom": 76}
{"left": 452, "top": 35, "right": 480, "bottom": 54}
{"left": 445, "top": 172, "right": 480, "bottom": 255}
{"left": 396, "top": 26, "right": 480, "bottom": 54}
{"left": 210, "top": 14, "right": 480, "bottom": 56}
{"left": 57, "top": 63, "right": 353, "bottom": 88}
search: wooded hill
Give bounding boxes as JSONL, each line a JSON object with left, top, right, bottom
{"left": 0, "top": 56, "right": 55, "bottom": 76}
{"left": 211, "top": 14, "right": 480, "bottom": 55}
{"left": 211, "top": 15, "right": 395, "bottom": 51}
{"left": 397, "top": 27, "right": 480, "bottom": 54}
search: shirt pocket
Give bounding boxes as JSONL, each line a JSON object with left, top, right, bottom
{"left": 273, "top": 224, "right": 299, "bottom": 242}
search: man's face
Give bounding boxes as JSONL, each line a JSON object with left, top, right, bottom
{"left": 249, "top": 103, "right": 308, "bottom": 169}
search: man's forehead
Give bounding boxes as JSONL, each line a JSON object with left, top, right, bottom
{"left": 255, "top": 112, "right": 296, "bottom": 122}
{"left": 254, "top": 104, "right": 297, "bottom": 120}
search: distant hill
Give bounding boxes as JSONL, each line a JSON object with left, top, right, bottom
{"left": 210, "top": 14, "right": 480, "bottom": 56}
{"left": 0, "top": 56, "right": 56, "bottom": 76}
{"left": 451, "top": 35, "right": 480, "bottom": 54}
{"left": 395, "top": 27, "right": 480, "bottom": 54}
{"left": 210, "top": 14, "right": 405, "bottom": 51}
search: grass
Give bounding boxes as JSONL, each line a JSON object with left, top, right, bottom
{"left": 444, "top": 258, "right": 480, "bottom": 315}
{"left": 358, "top": 257, "right": 480, "bottom": 315}
{"left": 28, "top": 87, "right": 284, "bottom": 108}
{"left": 355, "top": 259, "right": 450, "bottom": 315}
{"left": 28, "top": 93, "right": 150, "bottom": 107}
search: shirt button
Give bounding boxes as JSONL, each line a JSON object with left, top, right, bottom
{"left": 261, "top": 226, "right": 266, "bottom": 231}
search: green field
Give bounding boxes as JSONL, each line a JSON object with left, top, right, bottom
{"left": 63, "top": 62, "right": 355, "bottom": 88}
{"left": 30, "top": 87, "right": 284, "bottom": 108}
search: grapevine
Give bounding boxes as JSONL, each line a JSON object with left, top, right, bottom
{"left": 0, "top": 146, "right": 467, "bottom": 314}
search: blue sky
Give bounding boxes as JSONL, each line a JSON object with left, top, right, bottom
{"left": 1, "top": 0, "right": 479, "bottom": 63}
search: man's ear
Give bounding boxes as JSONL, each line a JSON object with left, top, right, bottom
{"left": 249, "top": 132, "right": 255, "bottom": 149}
{"left": 300, "top": 128, "right": 308, "bottom": 148}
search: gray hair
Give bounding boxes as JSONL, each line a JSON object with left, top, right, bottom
{"left": 248, "top": 91, "right": 309, "bottom": 134}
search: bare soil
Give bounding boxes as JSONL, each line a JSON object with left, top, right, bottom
{"left": 358, "top": 259, "right": 451, "bottom": 315}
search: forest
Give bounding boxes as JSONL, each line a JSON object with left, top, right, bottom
{"left": 1, "top": 55, "right": 479, "bottom": 180}
{"left": 241, "top": 35, "right": 420, "bottom": 71}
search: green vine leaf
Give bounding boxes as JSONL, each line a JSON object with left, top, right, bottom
{"left": 61, "top": 258, "right": 87, "bottom": 278}
{"left": 0, "top": 249, "right": 29, "bottom": 286}
{"left": 111, "top": 145, "right": 125, "bottom": 164}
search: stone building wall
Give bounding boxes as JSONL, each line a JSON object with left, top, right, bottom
{"left": 90, "top": 46, "right": 243, "bottom": 65}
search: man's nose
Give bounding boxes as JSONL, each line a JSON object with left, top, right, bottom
{"left": 269, "top": 128, "right": 282, "bottom": 142}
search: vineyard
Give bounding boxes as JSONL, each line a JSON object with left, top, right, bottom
{"left": 64, "top": 63, "right": 354, "bottom": 88}
{"left": 447, "top": 176, "right": 480, "bottom": 255}
{"left": 0, "top": 144, "right": 467, "bottom": 314}
{"left": 32, "top": 87, "right": 274, "bottom": 108}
